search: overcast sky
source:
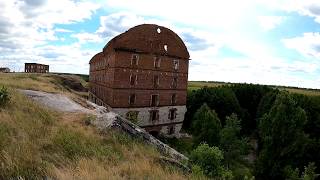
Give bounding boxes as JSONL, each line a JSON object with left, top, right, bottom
{"left": 1, "top": 0, "right": 320, "bottom": 88}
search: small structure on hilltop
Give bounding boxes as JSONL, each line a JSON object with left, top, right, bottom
{"left": 25, "top": 63, "right": 49, "bottom": 73}
{"left": 89, "top": 24, "right": 190, "bottom": 136}
{"left": 0, "top": 67, "right": 10, "bottom": 73}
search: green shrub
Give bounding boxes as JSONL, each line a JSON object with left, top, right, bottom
{"left": 190, "top": 143, "right": 230, "bottom": 178}
{"left": 0, "top": 86, "right": 10, "bottom": 107}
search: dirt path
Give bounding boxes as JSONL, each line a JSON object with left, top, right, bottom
{"left": 20, "top": 90, "right": 92, "bottom": 113}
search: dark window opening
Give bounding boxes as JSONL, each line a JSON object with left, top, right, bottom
{"left": 129, "top": 94, "right": 136, "bottom": 105}
{"left": 149, "top": 130, "right": 159, "bottom": 137}
{"left": 149, "top": 110, "right": 159, "bottom": 121}
{"left": 151, "top": 95, "right": 159, "bottom": 106}
{"left": 130, "top": 74, "right": 137, "bottom": 86}
{"left": 172, "top": 77, "right": 178, "bottom": 88}
{"left": 153, "top": 75, "right": 159, "bottom": 88}
{"left": 171, "top": 93, "right": 176, "bottom": 105}
{"left": 154, "top": 57, "right": 161, "bottom": 68}
{"left": 168, "top": 108, "right": 177, "bottom": 120}
{"left": 168, "top": 126, "right": 175, "bottom": 135}
{"left": 131, "top": 54, "right": 139, "bottom": 66}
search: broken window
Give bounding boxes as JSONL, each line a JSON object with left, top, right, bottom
{"left": 130, "top": 74, "right": 137, "bottom": 86}
{"left": 171, "top": 93, "right": 176, "bottom": 105}
{"left": 168, "top": 108, "right": 177, "bottom": 120}
{"left": 151, "top": 94, "right": 159, "bottom": 106}
{"left": 131, "top": 54, "right": 139, "bottom": 66}
{"left": 153, "top": 75, "right": 159, "bottom": 88}
{"left": 172, "top": 77, "right": 178, "bottom": 89}
{"left": 173, "top": 59, "right": 179, "bottom": 70}
{"left": 154, "top": 57, "right": 161, "bottom": 68}
{"left": 149, "top": 110, "right": 159, "bottom": 121}
{"left": 128, "top": 94, "right": 136, "bottom": 105}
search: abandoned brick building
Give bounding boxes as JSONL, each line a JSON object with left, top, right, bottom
{"left": 0, "top": 67, "right": 10, "bottom": 73}
{"left": 25, "top": 63, "right": 49, "bottom": 73}
{"left": 89, "top": 24, "right": 190, "bottom": 136}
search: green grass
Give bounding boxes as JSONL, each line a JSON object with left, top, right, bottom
{"left": 188, "top": 81, "right": 320, "bottom": 96}
{"left": 188, "top": 81, "right": 227, "bottom": 91}
{"left": 0, "top": 74, "right": 206, "bottom": 179}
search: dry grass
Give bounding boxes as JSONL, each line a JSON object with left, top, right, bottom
{"left": 188, "top": 81, "right": 226, "bottom": 91}
{"left": 0, "top": 73, "right": 64, "bottom": 93}
{"left": 0, "top": 74, "right": 204, "bottom": 179}
{"left": 188, "top": 81, "right": 320, "bottom": 96}
{"left": 279, "top": 87, "right": 320, "bottom": 96}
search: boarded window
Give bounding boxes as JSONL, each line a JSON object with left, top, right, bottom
{"left": 129, "top": 94, "right": 136, "bottom": 105}
{"left": 149, "top": 110, "right": 159, "bottom": 121}
{"left": 168, "top": 108, "right": 177, "bottom": 120}
{"left": 151, "top": 94, "right": 159, "bottom": 106}
{"left": 153, "top": 75, "right": 159, "bottom": 88}
{"left": 173, "top": 59, "right": 179, "bottom": 70}
{"left": 154, "top": 57, "right": 161, "bottom": 68}
{"left": 131, "top": 54, "right": 139, "bottom": 66}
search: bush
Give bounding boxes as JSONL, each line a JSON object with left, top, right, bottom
{"left": 190, "top": 143, "right": 230, "bottom": 178}
{"left": 0, "top": 86, "right": 10, "bottom": 107}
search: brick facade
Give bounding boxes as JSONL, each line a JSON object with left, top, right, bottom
{"left": 0, "top": 67, "right": 10, "bottom": 73}
{"left": 25, "top": 63, "right": 49, "bottom": 73}
{"left": 89, "top": 24, "right": 190, "bottom": 135}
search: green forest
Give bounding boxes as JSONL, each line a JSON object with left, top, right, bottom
{"left": 163, "top": 84, "right": 320, "bottom": 179}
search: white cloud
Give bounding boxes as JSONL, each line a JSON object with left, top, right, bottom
{"left": 258, "top": 16, "right": 286, "bottom": 31}
{"left": 104, "top": 0, "right": 258, "bottom": 30}
{"left": 0, "top": 0, "right": 100, "bottom": 73}
{"left": 282, "top": 32, "right": 320, "bottom": 58}
{"left": 71, "top": 33, "right": 103, "bottom": 44}
{"left": 258, "top": 0, "right": 320, "bottom": 24}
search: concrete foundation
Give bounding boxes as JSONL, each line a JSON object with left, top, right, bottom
{"left": 112, "top": 105, "right": 186, "bottom": 135}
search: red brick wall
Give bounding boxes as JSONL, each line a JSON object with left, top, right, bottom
{"left": 111, "top": 89, "right": 187, "bottom": 108}
{"left": 25, "top": 63, "right": 49, "bottom": 73}
{"left": 89, "top": 50, "right": 189, "bottom": 108}
{"left": 114, "top": 51, "right": 189, "bottom": 73}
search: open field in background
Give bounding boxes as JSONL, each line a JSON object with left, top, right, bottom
{"left": 0, "top": 73, "right": 204, "bottom": 179}
{"left": 188, "top": 81, "right": 320, "bottom": 96}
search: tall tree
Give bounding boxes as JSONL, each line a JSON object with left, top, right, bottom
{"left": 184, "top": 87, "right": 243, "bottom": 130}
{"left": 219, "top": 114, "right": 249, "bottom": 169}
{"left": 191, "top": 103, "right": 222, "bottom": 146}
{"left": 256, "top": 92, "right": 308, "bottom": 179}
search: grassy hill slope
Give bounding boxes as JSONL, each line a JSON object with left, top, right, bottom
{"left": 0, "top": 73, "right": 204, "bottom": 179}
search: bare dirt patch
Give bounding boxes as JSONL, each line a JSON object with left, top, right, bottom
{"left": 20, "top": 89, "right": 91, "bottom": 113}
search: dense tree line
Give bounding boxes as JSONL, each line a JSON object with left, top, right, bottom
{"left": 183, "top": 84, "right": 320, "bottom": 179}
